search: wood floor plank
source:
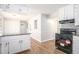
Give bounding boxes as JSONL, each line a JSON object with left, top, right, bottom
{"left": 18, "top": 38, "right": 65, "bottom": 54}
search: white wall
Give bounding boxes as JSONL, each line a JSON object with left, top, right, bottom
{"left": 28, "top": 14, "right": 41, "bottom": 42}
{"left": 4, "top": 18, "right": 20, "bottom": 35}
{"left": 41, "top": 14, "right": 58, "bottom": 42}
{"left": 0, "top": 10, "right": 30, "bottom": 35}
{"left": 28, "top": 13, "right": 58, "bottom": 42}
{"left": 47, "top": 18, "right": 58, "bottom": 40}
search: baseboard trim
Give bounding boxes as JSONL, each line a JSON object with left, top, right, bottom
{"left": 15, "top": 49, "right": 30, "bottom": 54}
{"left": 31, "top": 37, "right": 41, "bottom": 42}
{"left": 31, "top": 37, "right": 55, "bottom": 43}
{"left": 41, "top": 39, "right": 55, "bottom": 43}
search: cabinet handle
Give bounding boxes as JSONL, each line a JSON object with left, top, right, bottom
{"left": 5, "top": 43, "right": 8, "bottom": 46}
{"left": 0, "top": 43, "right": 2, "bottom": 46}
{"left": 21, "top": 40, "right": 23, "bottom": 43}
{"left": 19, "top": 40, "right": 23, "bottom": 43}
{"left": 8, "top": 42, "right": 9, "bottom": 54}
{"left": 20, "top": 40, "right": 23, "bottom": 43}
{"left": 6, "top": 42, "right": 9, "bottom": 46}
{"left": 19, "top": 40, "right": 21, "bottom": 43}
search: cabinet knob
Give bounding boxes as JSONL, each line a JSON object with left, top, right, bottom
{"left": 19, "top": 40, "right": 23, "bottom": 43}
{"left": 5, "top": 43, "right": 8, "bottom": 46}
{"left": 19, "top": 40, "right": 21, "bottom": 43}
{"left": 0, "top": 43, "right": 2, "bottom": 46}
{"left": 8, "top": 42, "right": 9, "bottom": 45}
{"left": 21, "top": 40, "right": 23, "bottom": 43}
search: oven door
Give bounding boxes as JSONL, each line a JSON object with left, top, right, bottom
{"left": 55, "top": 34, "right": 72, "bottom": 54}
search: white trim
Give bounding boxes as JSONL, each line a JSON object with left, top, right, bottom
{"left": 31, "top": 37, "right": 55, "bottom": 43}
{"left": 41, "top": 39, "right": 55, "bottom": 43}
{"left": 31, "top": 37, "right": 42, "bottom": 42}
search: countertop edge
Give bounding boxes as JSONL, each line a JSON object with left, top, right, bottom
{"left": 0, "top": 33, "right": 31, "bottom": 37}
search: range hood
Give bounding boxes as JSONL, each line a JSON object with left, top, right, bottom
{"left": 59, "top": 19, "right": 75, "bottom": 24}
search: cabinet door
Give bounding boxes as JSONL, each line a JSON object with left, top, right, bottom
{"left": 73, "top": 36, "right": 79, "bottom": 54}
{"left": 58, "top": 7, "right": 65, "bottom": 20}
{"left": 9, "top": 38, "right": 20, "bottom": 54}
{"left": 1, "top": 42, "right": 9, "bottom": 54}
{"left": 1, "top": 37, "right": 9, "bottom": 54}
{"left": 20, "top": 35, "right": 31, "bottom": 51}
{"left": 74, "top": 5, "right": 79, "bottom": 26}
{"left": 64, "top": 5, "right": 74, "bottom": 19}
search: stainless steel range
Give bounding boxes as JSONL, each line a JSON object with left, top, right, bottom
{"left": 55, "top": 29, "right": 76, "bottom": 54}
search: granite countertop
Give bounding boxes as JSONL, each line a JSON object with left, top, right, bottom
{"left": 0, "top": 33, "right": 31, "bottom": 37}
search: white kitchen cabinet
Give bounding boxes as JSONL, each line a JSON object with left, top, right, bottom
{"left": 58, "top": 7, "right": 65, "bottom": 21}
{"left": 73, "top": 36, "right": 79, "bottom": 54}
{"left": 21, "top": 38, "right": 31, "bottom": 51}
{"left": 9, "top": 37, "right": 20, "bottom": 54}
{"left": 0, "top": 37, "right": 9, "bottom": 54}
{"left": 74, "top": 4, "right": 79, "bottom": 26}
{"left": 6, "top": 36, "right": 21, "bottom": 54}
{"left": 19, "top": 35, "right": 31, "bottom": 51}
{"left": 1, "top": 42, "right": 9, "bottom": 54}
{"left": 0, "top": 34, "right": 31, "bottom": 54}
{"left": 58, "top": 5, "right": 74, "bottom": 21}
{"left": 64, "top": 5, "right": 74, "bottom": 20}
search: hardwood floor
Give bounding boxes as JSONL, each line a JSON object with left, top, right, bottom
{"left": 19, "top": 38, "right": 65, "bottom": 54}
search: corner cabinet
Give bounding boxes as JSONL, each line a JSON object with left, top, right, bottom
{"left": 0, "top": 35, "right": 31, "bottom": 54}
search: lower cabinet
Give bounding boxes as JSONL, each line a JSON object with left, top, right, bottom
{"left": 9, "top": 39, "right": 21, "bottom": 54}
{"left": 20, "top": 36, "right": 31, "bottom": 51}
{"left": 73, "top": 36, "right": 79, "bottom": 54}
{"left": 0, "top": 35, "right": 31, "bottom": 54}
{"left": 1, "top": 42, "right": 9, "bottom": 54}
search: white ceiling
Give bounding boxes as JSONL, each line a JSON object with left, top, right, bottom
{"left": 22, "top": 4, "right": 68, "bottom": 14}
{"left": 0, "top": 4, "right": 68, "bottom": 14}
{"left": 0, "top": 4, "right": 68, "bottom": 19}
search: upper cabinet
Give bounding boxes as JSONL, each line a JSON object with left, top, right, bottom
{"left": 64, "top": 5, "right": 74, "bottom": 20}
{"left": 58, "top": 4, "right": 79, "bottom": 26}
{"left": 74, "top": 4, "right": 79, "bottom": 26}
{"left": 58, "top": 7, "right": 65, "bottom": 21}
{"left": 58, "top": 5, "right": 74, "bottom": 21}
